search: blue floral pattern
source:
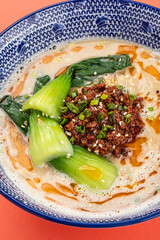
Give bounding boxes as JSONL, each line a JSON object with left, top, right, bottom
{"left": 0, "top": 0, "right": 160, "bottom": 227}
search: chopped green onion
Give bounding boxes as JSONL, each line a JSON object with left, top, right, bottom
{"left": 148, "top": 107, "right": 154, "bottom": 111}
{"left": 59, "top": 106, "right": 69, "bottom": 113}
{"left": 102, "top": 125, "right": 114, "bottom": 131}
{"left": 100, "top": 94, "right": 108, "bottom": 100}
{"left": 129, "top": 94, "right": 137, "bottom": 102}
{"left": 79, "top": 113, "right": 85, "bottom": 120}
{"left": 117, "top": 105, "right": 123, "bottom": 111}
{"left": 66, "top": 102, "right": 80, "bottom": 114}
{"left": 69, "top": 89, "right": 78, "bottom": 98}
{"left": 90, "top": 99, "right": 99, "bottom": 105}
{"left": 108, "top": 111, "right": 114, "bottom": 115}
{"left": 83, "top": 90, "right": 88, "bottom": 95}
{"left": 70, "top": 136, "right": 75, "bottom": 144}
{"left": 59, "top": 117, "right": 68, "bottom": 125}
{"left": 76, "top": 125, "right": 85, "bottom": 134}
{"left": 117, "top": 85, "right": 124, "bottom": 90}
{"left": 83, "top": 109, "right": 91, "bottom": 118}
{"left": 78, "top": 100, "right": 88, "bottom": 111}
{"left": 98, "top": 77, "right": 104, "bottom": 83}
{"left": 107, "top": 103, "right": 116, "bottom": 110}
{"left": 97, "top": 112, "right": 104, "bottom": 123}
{"left": 24, "top": 94, "right": 30, "bottom": 99}
{"left": 97, "top": 130, "right": 107, "bottom": 139}
{"left": 124, "top": 106, "right": 127, "bottom": 110}
{"left": 124, "top": 114, "right": 131, "bottom": 123}
{"left": 147, "top": 115, "right": 154, "bottom": 121}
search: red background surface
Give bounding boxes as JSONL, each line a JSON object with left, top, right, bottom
{"left": 0, "top": 0, "right": 160, "bottom": 239}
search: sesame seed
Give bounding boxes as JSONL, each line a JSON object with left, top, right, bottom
{"left": 19, "top": 109, "right": 23, "bottom": 112}
{"left": 37, "top": 114, "right": 40, "bottom": 117}
{"left": 125, "top": 134, "right": 129, "bottom": 137}
{"left": 45, "top": 114, "right": 48, "bottom": 117}
{"left": 123, "top": 112, "right": 127, "bottom": 115}
{"left": 131, "top": 83, "right": 135, "bottom": 86}
{"left": 66, "top": 153, "right": 71, "bottom": 158}
{"left": 63, "top": 99, "right": 65, "bottom": 102}
{"left": 88, "top": 148, "right": 91, "bottom": 152}
{"left": 117, "top": 133, "right": 121, "bottom": 137}
{"left": 94, "top": 71, "right": 97, "bottom": 75}
{"left": 61, "top": 140, "right": 64, "bottom": 144}
{"left": 113, "top": 90, "right": 116, "bottom": 94}
{"left": 50, "top": 116, "right": 54, "bottom": 118}
{"left": 66, "top": 131, "right": 71, "bottom": 136}
{"left": 21, "top": 125, "right": 26, "bottom": 128}
{"left": 119, "top": 121, "right": 123, "bottom": 126}
{"left": 121, "top": 97, "right": 123, "bottom": 101}
{"left": 99, "top": 144, "right": 103, "bottom": 148}
{"left": 112, "top": 145, "right": 115, "bottom": 149}
{"left": 19, "top": 100, "right": 24, "bottom": 103}
{"left": 60, "top": 125, "right": 63, "bottom": 128}
{"left": 72, "top": 119, "right": 76, "bottom": 122}
{"left": 83, "top": 96, "right": 87, "bottom": 100}
{"left": 94, "top": 150, "right": 99, "bottom": 154}
{"left": 42, "top": 112, "right": 45, "bottom": 116}
{"left": 93, "top": 143, "right": 97, "bottom": 147}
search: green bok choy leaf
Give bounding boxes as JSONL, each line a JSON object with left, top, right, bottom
{"left": 50, "top": 145, "right": 118, "bottom": 190}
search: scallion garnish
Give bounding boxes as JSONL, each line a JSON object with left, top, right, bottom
{"left": 147, "top": 115, "right": 154, "bottom": 121}
{"left": 124, "top": 113, "right": 131, "bottom": 123}
{"left": 69, "top": 89, "right": 78, "bottom": 98}
{"left": 79, "top": 113, "right": 85, "bottom": 120}
{"left": 97, "top": 112, "right": 104, "bottom": 123}
{"left": 83, "top": 109, "right": 91, "bottom": 118}
{"left": 78, "top": 100, "right": 87, "bottom": 111}
{"left": 100, "top": 94, "right": 108, "bottom": 100}
{"left": 59, "top": 106, "right": 69, "bottom": 113}
{"left": 116, "top": 85, "right": 124, "bottom": 90}
{"left": 148, "top": 107, "right": 154, "bottom": 111}
{"left": 107, "top": 103, "right": 116, "bottom": 110}
{"left": 66, "top": 102, "right": 80, "bottom": 114}
{"left": 117, "top": 105, "right": 123, "bottom": 111}
{"left": 90, "top": 99, "right": 99, "bottom": 106}
{"left": 83, "top": 90, "right": 88, "bottom": 95}
{"left": 59, "top": 117, "right": 68, "bottom": 125}
{"left": 129, "top": 94, "right": 137, "bottom": 102}
{"left": 24, "top": 94, "right": 30, "bottom": 99}
{"left": 97, "top": 130, "right": 107, "bottom": 139}
{"left": 70, "top": 136, "right": 75, "bottom": 144}
{"left": 117, "top": 105, "right": 127, "bottom": 111}
{"left": 108, "top": 111, "right": 114, "bottom": 115}
{"left": 76, "top": 125, "right": 85, "bottom": 134}
{"left": 102, "top": 125, "right": 114, "bottom": 131}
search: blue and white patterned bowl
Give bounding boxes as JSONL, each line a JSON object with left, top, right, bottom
{"left": 0, "top": 0, "right": 160, "bottom": 228}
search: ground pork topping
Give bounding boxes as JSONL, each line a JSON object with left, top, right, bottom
{"left": 60, "top": 82, "right": 144, "bottom": 158}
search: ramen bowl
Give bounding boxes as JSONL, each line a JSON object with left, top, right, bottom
{"left": 0, "top": 0, "right": 160, "bottom": 228}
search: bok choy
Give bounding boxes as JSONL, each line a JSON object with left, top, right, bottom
{"left": 29, "top": 111, "right": 73, "bottom": 166}
{"left": 50, "top": 145, "right": 118, "bottom": 190}
{"left": 23, "top": 71, "right": 73, "bottom": 120}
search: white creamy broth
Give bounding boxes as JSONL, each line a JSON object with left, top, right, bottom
{"left": 0, "top": 40, "right": 160, "bottom": 219}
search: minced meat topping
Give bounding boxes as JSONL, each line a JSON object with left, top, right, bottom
{"left": 60, "top": 83, "right": 144, "bottom": 158}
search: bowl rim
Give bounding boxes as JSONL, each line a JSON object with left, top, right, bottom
{"left": 0, "top": 0, "right": 160, "bottom": 228}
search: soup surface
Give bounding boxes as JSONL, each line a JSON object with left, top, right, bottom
{"left": 0, "top": 40, "right": 160, "bottom": 219}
